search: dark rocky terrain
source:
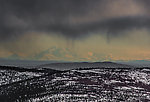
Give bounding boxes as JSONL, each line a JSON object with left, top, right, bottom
{"left": 0, "top": 62, "right": 150, "bottom": 102}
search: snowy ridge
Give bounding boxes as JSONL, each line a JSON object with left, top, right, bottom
{"left": 26, "top": 68, "right": 150, "bottom": 102}
{"left": 0, "top": 63, "right": 150, "bottom": 102}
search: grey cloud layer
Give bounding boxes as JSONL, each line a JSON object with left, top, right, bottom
{"left": 0, "top": 0, "right": 150, "bottom": 40}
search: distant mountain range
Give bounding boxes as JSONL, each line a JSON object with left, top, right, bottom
{"left": 117, "top": 60, "right": 150, "bottom": 67}
{"left": 0, "top": 59, "right": 150, "bottom": 70}
{"left": 0, "top": 59, "right": 63, "bottom": 68}
{"left": 38, "top": 62, "right": 134, "bottom": 70}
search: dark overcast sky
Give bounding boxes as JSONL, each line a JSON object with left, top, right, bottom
{"left": 0, "top": 0, "right": 150, "bottom": 40}
{"left": 1, "top": 0, "right": 150, "bottom": 61}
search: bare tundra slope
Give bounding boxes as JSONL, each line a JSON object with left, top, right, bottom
{"left": 0, "top": 62, "right": 150, "bottom": 102}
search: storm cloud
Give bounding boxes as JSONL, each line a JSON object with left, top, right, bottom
{"left": 0, "top": 0, "right": 150, "bottom": 40}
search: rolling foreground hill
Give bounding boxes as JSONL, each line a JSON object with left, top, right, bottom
{"left": 0, "top": 62, "right": 150, "bottom": 102}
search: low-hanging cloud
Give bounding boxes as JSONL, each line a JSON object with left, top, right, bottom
{"left": 0, "top": 0, "right": 150, "bottom": 41}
